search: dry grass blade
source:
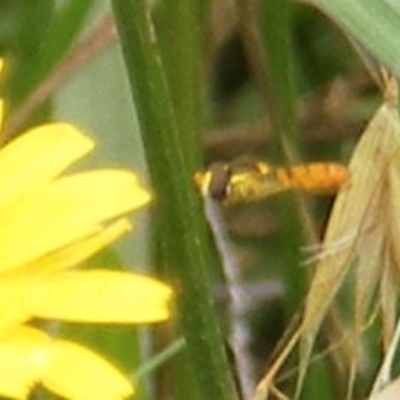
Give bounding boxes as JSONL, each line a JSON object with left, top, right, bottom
{"left": 253, "top": 328, "right": 301, "bottom": 400}
{"left": 251, "top": 77, "right": 400, "bottom": 400}
{"left": 369, "top": 374, "right": 400, "bottom": 400}
{"left": 251, "top": 87, "right": 400, "bottom": 400}
{"left": 369, "top": 314, "right": 400, "bottom": 397}
{"left": 297, "top": 81, "right": 400, "bottom": 397}
{"left": 381, "top": 152, "right": 400, "bottom": 347}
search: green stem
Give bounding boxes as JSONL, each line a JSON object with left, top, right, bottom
{"left": 111, "top": 2, "right": 240, "bottom": 400}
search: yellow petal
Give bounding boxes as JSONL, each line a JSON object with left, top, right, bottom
{"left": 0, "top": 99, "right": 4, "bottom": 133}
{"left": 0, "top": 170, "right": 150, "bottom": 273}
{"left": 44, "top": 339, "right": 133, "bottom": 400}
{"left": 0, "top": 276, "right": 32, "bottom": 329}
{"left": 0, "top": 326, "right": 133, "bottom": 400}
{"left": 0, "top": 122, "right": 94, "bottom": 210}
{"left": 27, "top": 270, "right": 172, "bottom": 323}
{"left": 0, "top": 58, "right": 4, "bottom": 76}
{"left": 0, "top": 326, "right": 51, "bottom": 399}
{"left": 23, "top": 219, "right": 132, "bottom": 274}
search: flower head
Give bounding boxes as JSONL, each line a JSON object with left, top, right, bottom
{"left": 0, "top": 60, "right": 171, "bottom": 400}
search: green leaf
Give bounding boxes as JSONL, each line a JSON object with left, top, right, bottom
{"left": 305, "top": 0, "right": 400, "bottom": 78}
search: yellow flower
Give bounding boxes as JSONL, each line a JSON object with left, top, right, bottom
{"left": 0, "top": 60, "right": 172, "bottom": 399}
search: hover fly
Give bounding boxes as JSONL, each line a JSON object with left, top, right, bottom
{"left": 194, "top": 158, "right": 349, "bottom": 205}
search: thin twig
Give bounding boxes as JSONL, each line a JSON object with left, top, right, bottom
{"left": 0, "top": 12, "right": 117, "bottom": 145}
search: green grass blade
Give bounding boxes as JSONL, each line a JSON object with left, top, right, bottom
{"left": 111, "top": 1, "right": 240, "bottom": 400}
{"left": 306, "top": 0, "right": 400, "bottom": 78}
